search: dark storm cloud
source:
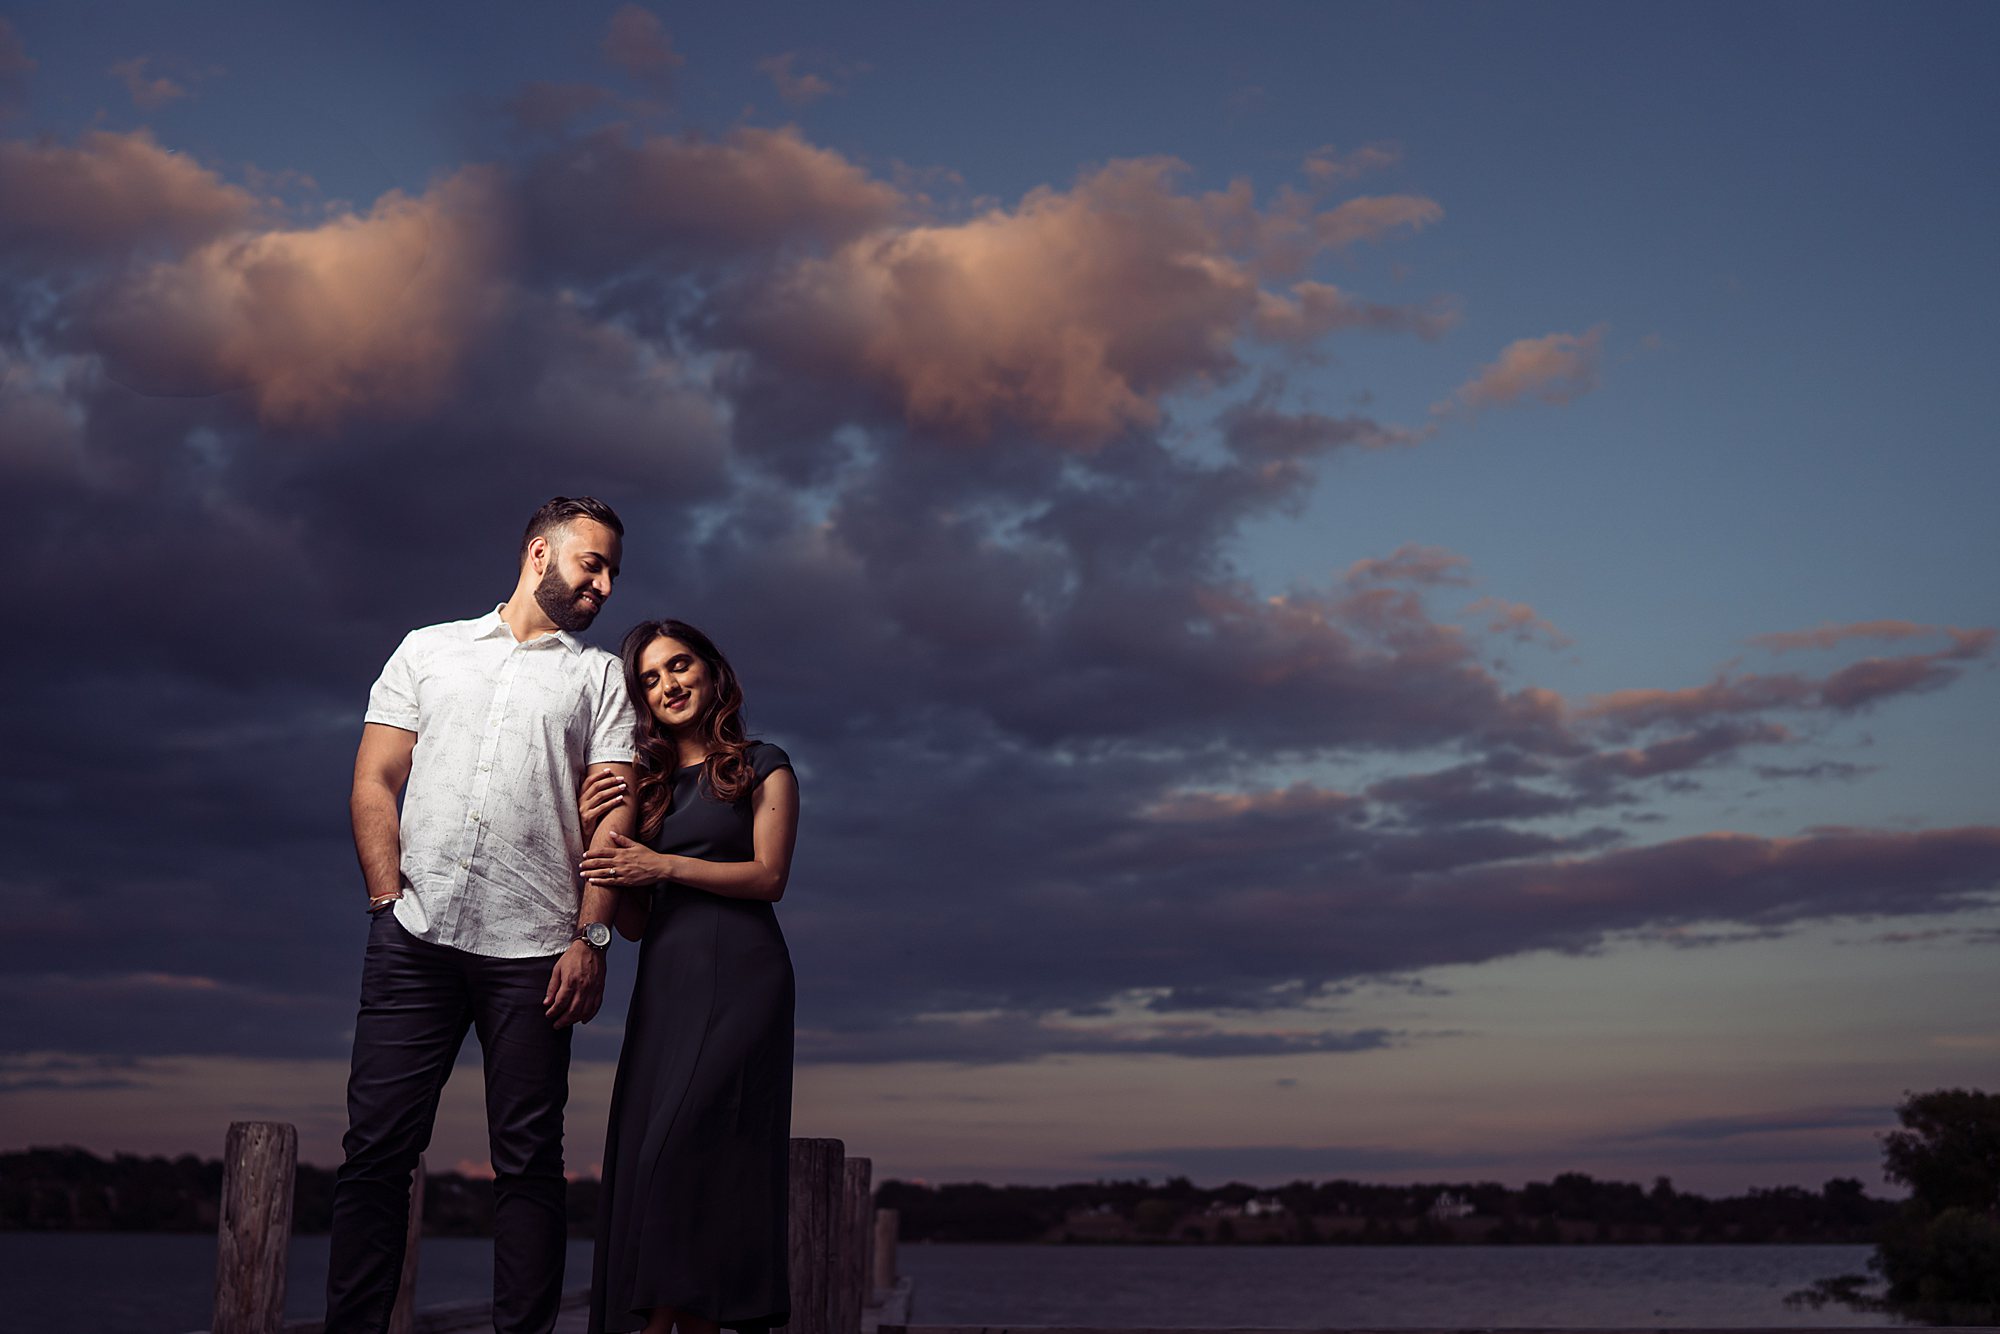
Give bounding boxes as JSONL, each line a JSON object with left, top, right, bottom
{"left": 1, "top": 80, "right": 1995, "bottom": 1077}
{"left": 797, "top": 1015, "right": 1402, "bottom": 1065}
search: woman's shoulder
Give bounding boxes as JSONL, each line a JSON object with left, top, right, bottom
{"left": 745, "top": 740, "right": 793, "bottom": 781}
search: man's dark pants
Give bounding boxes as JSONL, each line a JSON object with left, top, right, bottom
{"left": 326, "top": 910, "right": 572, "bottom": 1334}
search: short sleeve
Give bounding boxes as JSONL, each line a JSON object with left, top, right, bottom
{"left": 750, "top": 742, "right": 793, "bottom": 785}
{"left": 363, "top": 631, "right": 422, "bottom": 732}
{"left": 586, "top": 653, "right": 640, "bottom": 766}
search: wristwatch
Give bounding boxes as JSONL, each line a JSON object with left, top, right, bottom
{"left": 574, "top": 921, "right": 612, "bottom": 952}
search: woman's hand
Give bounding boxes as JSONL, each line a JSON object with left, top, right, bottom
{"left": 581, "top": 830, "right": 667, "bottom": 890}
{"left": 578, "top": 769, "right": 628, "bottom": 845}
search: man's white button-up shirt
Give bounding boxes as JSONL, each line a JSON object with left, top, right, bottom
{"left": 363, "top": 607, "right": 639, "bottom": 958}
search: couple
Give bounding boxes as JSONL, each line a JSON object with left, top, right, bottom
{"left": 326, "top": 497, "right": 798, "bottom": 1334}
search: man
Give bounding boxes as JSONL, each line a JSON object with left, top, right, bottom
{"left": 327, "top": 497, "right": 639, "bottom": 1334}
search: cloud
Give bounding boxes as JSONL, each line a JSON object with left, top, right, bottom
{"left": 522, "top": 124, "right": 904, "bottom": 275}
{"left": 108, "top": 55, "right": 189, "bottom": 110}
{"left": 798, "top": 1010, "right": 1402, "bottom": 1064}
{"left": 602, "top": 5, "right": 683, "bottom": 91}
{"left": 1219, "top": 396, "right": 1425, "bottom": 466}
{"left": 0, "top": 129, "right": 256, "bottom": 264}
{"left": 1612, "top": 1106, "right": 1890, "bottom": 1143}
{"left": 1250, "top": 280, "right": 1458, "bottom": 341}
{"left": 757, "top": 52, "right": 842, "bottom": 107}
{"left": 1585, "top": 630, "right": 1994, "bottom": 731}
{"left": 1465, "top": 596, "right": 1573, "bottom": 649}
{"left": 721, "top": 158, "right": 1446, "bottom": 446}
{"left": 1751, "top": 759, "right": 1873, "bottom": 783}
{"left": 1750, "top": 619, "right": 1941, "bottom": 653}
{"left": 1343, "top": 543, "right": 1473, "bottom": 587}
{"left": 1310, "top": 194, "right": 1442, "bottom": 250}
{"left": 1440, "top": 325, "right": 1607, "bottom": 413}
{"left": 85, "top": 167, "right": 504, "bottom": 424}
{"left": 1, "top": 104, "right": 1993, "bottom": 1080}
{"left": 1301, "top": 142, "right": 1402, "bottom": 185}
{"left": 1574, "top": 720, "right": 1792, "bottom": 784}
{"left": 1367, "top": 763, "right": 1578, "bottom": 825}
{"left": 0, "top": 972, "right": 353, "bottom": 1059}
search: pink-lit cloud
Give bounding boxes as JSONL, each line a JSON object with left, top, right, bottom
{"left": 0, "top": 129, "right": 255, "bottom": 263}
{"left": 87, "top": 168, "right": 505, "bottom": 427}
{"left": 1251, "top": 280, "right": 1457, "bottom": 341}
{"left": 729, "top": 158, "right": 1445, "bottom": 445}
{"left": 1312, "top": 194, "right": 1443, "bottom": 250}
{"left": 1344, "top": 544, "right": 1473, "bottom": 587}
{"left": 1466, "top": 595, "right": 1573, "bottom": 648}
{"left": 1441, "top": 325, "right": 1608, "bottom": 413}
{"left": 757, "top": 52, "right": 839, "bottom": 106}
{"left": 1751, "top": 619, "right": 1946, "bottom": 653}
{"left": 1586, "top": 630, "right": 1994, "bottom": 731}
{"left": 1302, "top": 142, "right": 1402, "bottom": 185}
{"left": 108, "top": 55, "right": 189, "bottom": 110}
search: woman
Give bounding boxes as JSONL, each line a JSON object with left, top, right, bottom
{"left": 580, "top": 619, "right": 800, "bottom": 1334}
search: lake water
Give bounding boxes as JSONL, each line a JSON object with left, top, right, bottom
{"left": 896, "top": 1242, "right": 1900, "bottom": 1328}
{"left": 0, "top": 1235, "right": 1899, "bottom": 1333}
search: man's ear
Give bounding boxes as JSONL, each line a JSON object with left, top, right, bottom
{"left": 528, "top": 534, "right": 549, "bottom": 575}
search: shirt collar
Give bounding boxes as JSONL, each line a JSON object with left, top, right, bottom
{"left": 470, "top": 605, "right": 586, "bottom": 654}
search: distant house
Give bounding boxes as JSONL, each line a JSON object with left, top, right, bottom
{"left": 1244, "top": 1196, "right": 1286, "bottom": 1218}
{"left": 1429, "top": 1191, "right": 1474, "bottom": 1220}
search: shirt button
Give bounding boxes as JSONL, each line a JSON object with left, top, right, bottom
{"left": 459, "top": 859, "right": 470, "bottom": 869}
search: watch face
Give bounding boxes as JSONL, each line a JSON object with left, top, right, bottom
{"left": 583, "top": 921, "right": 612, "bottom": 949}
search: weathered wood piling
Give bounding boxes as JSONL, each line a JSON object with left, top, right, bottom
{"left": 212, "top": 1121, "right": 296, "bottom": 1334}
{"left": 206, "top": 1123, "right": 904, "bottom": 1334}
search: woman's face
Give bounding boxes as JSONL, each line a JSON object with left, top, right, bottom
{"left": 637, "top": 634, "right": 711, "bottom": 734}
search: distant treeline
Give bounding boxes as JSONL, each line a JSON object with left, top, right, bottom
{"left": 0, "top": 1147, "right": 600, "bottom": 1236}
{"left": 876, "top": 1171, "right": 1899, "bottom": 1245}
{"left": 1, "top": 1146, "right": 1896, "bottom": 1244}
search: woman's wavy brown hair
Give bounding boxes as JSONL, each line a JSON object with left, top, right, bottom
{"left": 620, "top": 619, "right": 755, "bottom": 839}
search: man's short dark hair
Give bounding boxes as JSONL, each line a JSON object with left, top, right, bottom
{"left": 520, "top": 496, "right": 624, "bottom": 564}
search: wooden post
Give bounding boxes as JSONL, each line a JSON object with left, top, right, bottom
{"left": 386, "top": 1155, "right": 426, "bottom": 1334}
{"left": 212, "top": 1120, "right": 297, "bottom": 1334}
{"left": 871, "top": 1207, "right": 898, "bottom": 1298}
{"left": 784, "top": 1137, "right": 845, "bottom": 1334}
{"left": 836, "top": 1157, "right": 872, "bottom": 1333}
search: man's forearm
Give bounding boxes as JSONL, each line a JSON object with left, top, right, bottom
{"left": 351, "top": 782, "right": 404, "bottom": 903}
{"left": 579, "top": 800, "right": 636, "bottom": 926}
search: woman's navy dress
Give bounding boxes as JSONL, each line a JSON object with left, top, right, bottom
{"left": 591, "top": 742, "right": 795, "bottom": 1333}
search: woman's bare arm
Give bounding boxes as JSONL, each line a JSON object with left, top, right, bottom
{"left": 581, "top": 768, "right": 799, "bottom": 903}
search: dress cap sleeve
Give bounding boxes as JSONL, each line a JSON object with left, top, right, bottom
{"left": 749, "top": 741, "right": 792, "bottom": 785}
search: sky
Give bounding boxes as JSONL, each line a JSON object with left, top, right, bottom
{"left": 1, "top": 0, "right": 1996, "bottom": 1197}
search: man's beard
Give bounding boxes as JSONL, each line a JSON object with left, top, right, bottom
{"left": 533, "top": 563, "right": 601, "bottom": 632}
